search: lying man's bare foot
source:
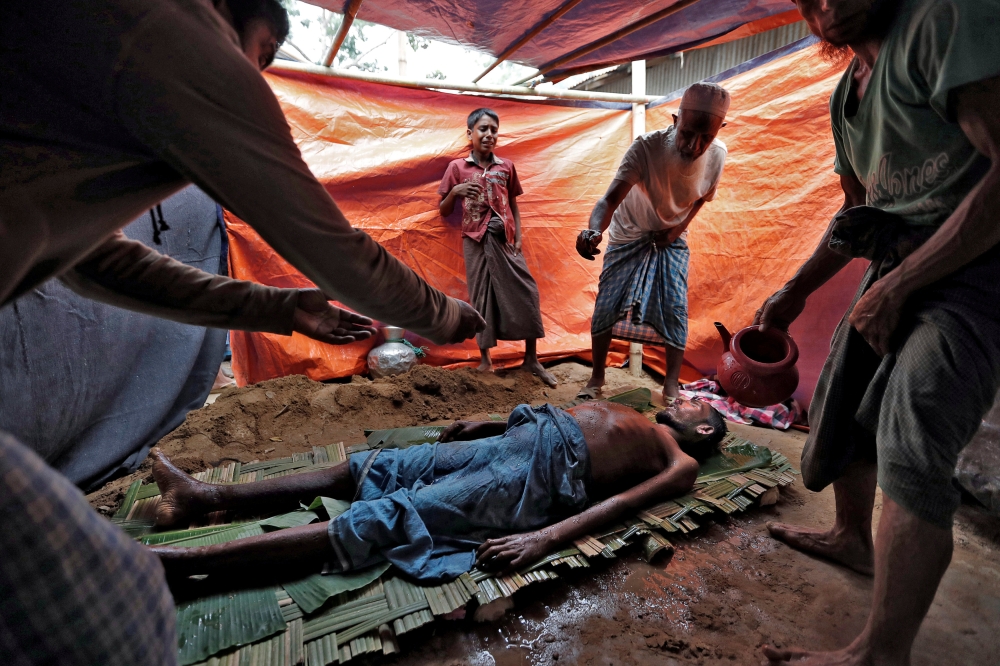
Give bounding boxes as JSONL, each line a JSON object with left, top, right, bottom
{"left": 767, "top": 522, "right": 874, "bottom": 576}
{"left": 762, "top": 643, "right": 880, "bottom": 666}
{"left": 151, "top": 449, "right": 207, "bottom": 528}
{"left": 524, "top": 359, "right": 557, "bottom": 387}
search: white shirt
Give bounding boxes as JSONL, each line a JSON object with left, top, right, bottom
{"left": 606, "top": 126, "right": 727, "bottom": 246}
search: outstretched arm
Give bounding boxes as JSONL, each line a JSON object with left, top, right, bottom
{"left": 63, "top": 232, "right": 377, "bottom": 344}
{"left": 576, "top": 179, "right": 634, "bottom": 260}
{"left": 476, "top": 451, "right": 699, "bottom": 572}
{"left": 753, "top": 173, "right": 865, "bottom": 332}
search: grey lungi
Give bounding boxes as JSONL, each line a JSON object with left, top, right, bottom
{"left": 803, "top": 207, "right": 1000, "bottom": 528}
{"left": 463, "top": 217, "right": 545, "bottom": 349}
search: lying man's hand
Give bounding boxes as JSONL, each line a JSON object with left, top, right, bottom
{"left": 575, "top": 229, "right": 603, "bottom": 260}
{"left": 292, "top": 289, "right": 378, "bottom": 344}
{"left": 476, "top": 530, "right": 554, "bottom": 573}
{"left": 437, "top": 421, "right": 484, "bottom": 442}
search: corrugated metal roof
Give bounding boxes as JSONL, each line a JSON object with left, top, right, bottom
{"left": 574, "top": 21, "right": 811, "bottom": 96}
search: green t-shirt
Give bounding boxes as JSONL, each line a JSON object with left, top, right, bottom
{"left": 830, "top": 0, "right": 1000, "bottom": 226}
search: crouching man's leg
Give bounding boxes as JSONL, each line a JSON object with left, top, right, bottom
{"left": 0, "top": 432, "right": 176, "bottom": 666}
{"left": 153, "top": 449, "right": 356, "bottom": 527}
{"left": 765, "top": 313, "right": 1000, "bottom": 665}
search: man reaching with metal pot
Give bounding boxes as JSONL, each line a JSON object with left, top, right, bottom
{"left": 754, "top": 0, "right": 1000, "bottom": 663}
{"left": 576, "top": 83, "right": 730, "bottom": 404}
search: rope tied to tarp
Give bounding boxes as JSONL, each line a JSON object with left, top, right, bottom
{"left": 149, "top": 204, "right": 170, "bottom": 244}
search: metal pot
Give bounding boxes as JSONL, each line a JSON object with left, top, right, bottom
{"left": 367, "top": 326, "right": 417, "bottom": 378}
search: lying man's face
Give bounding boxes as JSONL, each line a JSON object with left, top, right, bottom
{"left": 656, "top": 398, "right": 725, "bottom": 461}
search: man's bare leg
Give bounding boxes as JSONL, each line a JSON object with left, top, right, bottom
{"left": 152, "top": 450, "right": 356, "bottom": 528}
{"left": 764, "top": 497, "right": 953, "bottom": 665}
{"left": 767, "top": 460, "right": 876, "bottom": 575}
{"left": 584, "top": 329, "right": 613, "bottom": 395}
{"left": 523, "top": 338, "right": 557, "bottom": 387}
{"left": 477, "top": 347, "right": 493, "bottom": 373}
{"left": 662, "top": 344, "right": 685, "bottom": 402}
{"left": 151, "top": 522, "right": 335, "bottom": 578}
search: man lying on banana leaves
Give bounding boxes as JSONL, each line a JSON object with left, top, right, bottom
{"left": 149, "top": 399, "right": 727, "bottom": 583}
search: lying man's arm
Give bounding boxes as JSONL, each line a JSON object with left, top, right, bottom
{"left": 62, "top": 232, "right": 376, "bottom": 344}
{"left": 437, "top": 420, "right": 508, "bottom": 442}
{"left": 475, "top": 448, "right": 700, "bottom": 573}
{"left": 849, "top": 75, "right": 1000, "bottom": 355}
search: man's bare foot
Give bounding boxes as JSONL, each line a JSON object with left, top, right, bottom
{"left": 476, "top": 358, "right": 494, "bottom": 373}
{"left": 524, "top": 359, "right": 557, "bottom": 387}
{"left": 661, "top": 384, "right": 680, "bottom": 404}
{"left": 152, "top": 449, "right": 206, "bottom": 528}
{"left": 762, "top": 642, "right": 883, "bottom": 666}
{"left": 767, "top": 522, "right": 874, "bottom": 576}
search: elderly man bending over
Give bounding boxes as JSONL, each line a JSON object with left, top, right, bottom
{"left": 149, "top": 399, "right": 726, "bottom": 582}
{"left": 577, "top": 83, "right": 730, "bottom": 403}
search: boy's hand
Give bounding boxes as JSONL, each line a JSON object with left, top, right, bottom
{"left": 451, "top": 182, "right": 484, "bottom": 199}
{"left": 514, "top": 236, "right": 523, "bottom": 255}
{"left": 476, "top": 530, "right": 555, "bottom": 573}
{"left": 576, "top": 229, "right": 603, "bottom": 260}
{"left": 438, "top": 420, "right": 487, "bottom": 442}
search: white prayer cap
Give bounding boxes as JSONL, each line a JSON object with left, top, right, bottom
{"left": 679, "top": 82, "right": 731, "bottom": 119}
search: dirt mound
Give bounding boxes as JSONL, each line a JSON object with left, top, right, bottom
{"left": 88, "top": 365, "right": 550, "bottom": 510}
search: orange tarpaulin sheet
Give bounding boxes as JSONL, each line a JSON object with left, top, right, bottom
{"left": 229, "top": 43, "right": 859, "bottom": 409}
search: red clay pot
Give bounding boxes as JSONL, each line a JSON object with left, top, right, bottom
{"left": 714, "top": 322, "right": 799, "bottom": 408}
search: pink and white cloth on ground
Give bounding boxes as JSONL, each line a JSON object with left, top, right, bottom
{"left": 680, "top": 379, "right": 801, "bottom": 430}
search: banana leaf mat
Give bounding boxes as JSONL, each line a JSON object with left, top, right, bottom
{"left": 112, "top": 388, "right": 796, "bottom": 665}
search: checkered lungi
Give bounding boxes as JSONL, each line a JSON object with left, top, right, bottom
{"left": 591, "top": 234, "right": 689, "bottom": 350}
{"left": 0, "top": 431, "right": 176, "bottom": 666}
{"left": 803, "top": 207, "right": 1000, "bottom": 529}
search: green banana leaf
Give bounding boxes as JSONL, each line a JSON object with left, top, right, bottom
{"left": 283, "top": 562, "right": 391, "bottom": 614}
{"left": 175, "top": 586, "right": 285, "bottom": 665}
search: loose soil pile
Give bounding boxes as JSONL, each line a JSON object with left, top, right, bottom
{"left": 87, "top": 362, "right": 665, "bottom": 514}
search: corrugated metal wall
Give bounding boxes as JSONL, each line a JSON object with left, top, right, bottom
{"left": 574, "top": 22, "right": 811, "bottom": 96}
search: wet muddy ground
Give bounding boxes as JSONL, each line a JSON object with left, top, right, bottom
{"left": 388, "top": 424, "right": 1000, "bottom": 666}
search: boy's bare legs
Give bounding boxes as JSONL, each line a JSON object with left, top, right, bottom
{"left": 764, "top": 497, "right": 953, "bottom": 665}
{"left": 477, "top": 347, "right": 493, "bottom": 373}
{"left": 767, "top": 460, "right": 877, "bottom": 575}
{"left": 662, "top": 344, "right": 685, "bottom": 402}
{"left": 584, "top": 330, "right": 614, "bottom": 395}
{"left": 524, "top": 339, "right": 557, "bottom": 387}
{"left": 152, "top": 449, "right": 356, "bottom": 528}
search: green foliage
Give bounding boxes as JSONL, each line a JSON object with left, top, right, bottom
{"left": 426, "top": 70, "right": 447, "bottom": 80}
{"left": 176, "top": 586, "right": 285, "bottom": 665}
{"left": 284, "top": 563, "right": 391, "bottom": 614}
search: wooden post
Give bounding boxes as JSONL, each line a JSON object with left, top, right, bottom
{"left": 268, "top": 60, "right": 660, "bottom": 104}
{"left": 629, "top": 60, "right": 646, "bottom": 378}
{"left": 397, "top": 31, "right": 408, "bottom": 78}
{"left": 322, "top": 0, "right": 365, "bottom": 68}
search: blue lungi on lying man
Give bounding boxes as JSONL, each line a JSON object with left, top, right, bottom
{"left": 328, "top": 404, "right": 591, "bottom": 583}
{"left": 591, "top": 234, "right": 690, "bottom": 348}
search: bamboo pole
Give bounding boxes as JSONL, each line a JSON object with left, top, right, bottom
{"left": 270, "top": 60, "right": 660, "bottom": 104}
{"left": 472, "top": 0, "right": 587, "bottom": 83}
{"left": 322, "top": 0, "right": 365, "bottom": 67}
{"left": 629, "top": 59, "right": 646, "bottom": 378}
{"left": 513, "top": 0, "right": 704, "bottom": 85}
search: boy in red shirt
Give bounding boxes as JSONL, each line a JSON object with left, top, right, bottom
{"left": 438, "top": 109, "right": 556, "bottom": 387}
